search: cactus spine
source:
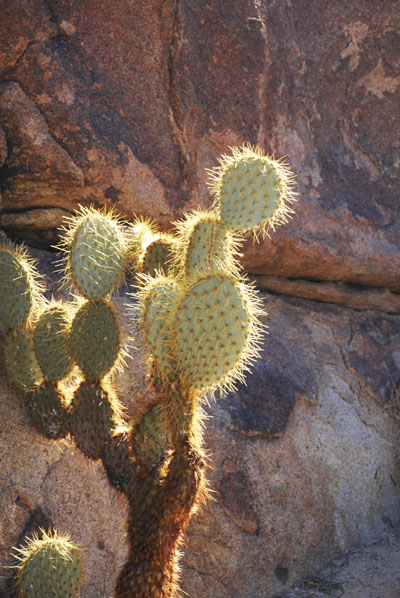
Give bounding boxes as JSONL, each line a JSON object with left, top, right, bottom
{"left": 1, "top": 144, "right": 295, "bottom": 598}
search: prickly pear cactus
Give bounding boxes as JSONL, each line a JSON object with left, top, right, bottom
{"left": 33, "top": 303, "right": 74, "bottom": 383}
{"left": 208, "top": 144, "right": 295, "bottom": 235}
{"left": 2, "top": 328, "right": 42, "bottom": 392}
{"left": 70, "top": 300, "right": 121, "bottom": 382}
{"left": 13, "top": 530, "right": 83, "bottom": 598}
{"left": 0, "top": 242, "right": 43, "bottom": 330}
{"left": 58, "top": 206, "right": 127, "bottom": 301}
{"left": 172, "top": 273, "right": 262, "bottom": 393}
{"left": 1, "top": 143, "right": 295, "bottom": 598}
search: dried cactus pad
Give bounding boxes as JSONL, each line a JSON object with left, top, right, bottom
{"left": 68, "top": 209, "right": 126, "bottom": 300}
{"left": 15, "top": 530, "right": 82, "bottom": 598}
{"left": 2, "top": 328, "right": 41, "bottom": 392}
{"left": 70, "top": 301, "right": 121, "bottom": 382}
{"left": 0, "top": 247, "right": 32, "bottom": 330}
{"left": 33, "top": 304, "right": 73, "bottom": 383}
{"left": 173, "top": 274, "right": 252, "bottom": 392}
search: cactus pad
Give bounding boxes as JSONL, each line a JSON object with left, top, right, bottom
{"left": 33, "top": 304, "right": 73, "bottom": 383}
{"left": 174, "top": 210, "right": 239, "bottom": 278}
{"left": 2, "top": 328, "right": 41, "bottom": 392}
{"left": 0, "top": 243, "right": 41, "bottom": 330}
{"left": 60, "top": 207, "right": 126, "bottom": 301}
{"left": 208, "top": 144, "right": 295, "bottom": 234}
{"left": 29, "top": 383, "right": 70, "bottom": 439}
{"left": 69, "top": 381, "right": 118, "bottom": 460}
{"left": 14, "top": 529, "right": 82, "bottom": 598}
{"left": 138, "top": 275, "right": 180, "bottom": 379}
{"left": 70, "top": 301, "right": 121, "bottom": 382}
{"left": 137, "top": 233, "right": 176, "bottom": 276}
{"left": 173, "top": 274, "right": 262, "bottom": 392}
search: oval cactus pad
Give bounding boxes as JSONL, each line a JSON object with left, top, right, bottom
{"left": 174, "top": 274, "right": 251, "bottom": 392}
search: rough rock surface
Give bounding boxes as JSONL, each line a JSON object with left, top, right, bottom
{"left": 1, "top": 250, "right": 399, "bottom": 598}
{"left": 277, "top": 525, "right": 400, "bottom": 598}
{"left": 0, "top": 1, "right": 399, "bottom": 597}
{"left": 0, "top": 0, "right": 399, "bottom": 292}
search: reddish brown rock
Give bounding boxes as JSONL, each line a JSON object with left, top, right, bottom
{"left": 0, "top": 2, "right": 399, "bottom": 597}
{"left": 0, "top": 81, "right": 84, "bottom": 212}
{"left": 253, "top": 275, "right": 400, "bottom": 315}
{"left": 218, "top": 460, "right": 258, "bottom": 534}
{"left": 0, "top": 0, "right": 398, "bottom": 289}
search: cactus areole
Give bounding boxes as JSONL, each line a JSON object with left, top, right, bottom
{"left": 1, "top": 145, "right": 296, "bottom": 598}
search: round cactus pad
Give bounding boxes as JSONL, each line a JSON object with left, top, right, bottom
{"left": 70, "top": 301, "right": 120, "bottom": 382}
{"left": 174, "top": 274, "right": 250, "bottom": 391}
{"left": 69, "top": 211, "right": 125, "bottom": 300}
{"left": 34, "top": 305, "right": 73, "bottom": 383}
{"left": 15, "top": 530, "right": 82, "bottom": 598}
{"left": 219, "top": 157, "right": 281, "bottom": 231}
{"left": 2, "top": 328, "right": 41, "bottom": 392}
{"left": 0, "top": 247, "right": 32, "bottom": 329}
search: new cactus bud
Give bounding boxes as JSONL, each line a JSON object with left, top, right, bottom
{"left": 33, "top": 302, "right": 74, "bottom": 383}
{"left": 13, "top": 529, "right": 82, "bottom": 598}
{"left": 208, "top": 144, "right": 295, "bottom": 236}
{"left": 129, "top": 216, "right": 158, "bottom": 255}
{"left": 2, "top": 328, "right": 41, "bottom": 392}
{"left": 58, "top": 206, "right": 127, "bottom": 301}
{"left": 137, "top": 232, "right": 177, "bottom": 277}
{"left": 173, "top": 210, "right": 240, "bottom": 279}
{"left": 70, "top": 300, "right": 121, "bottom": 382}
{"left": 0, "top": 241, "right": 44, "bottom": 330}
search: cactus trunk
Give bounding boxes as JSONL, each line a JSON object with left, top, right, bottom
{"left": 116, "top": 437, "right": 204, "bottom": 598}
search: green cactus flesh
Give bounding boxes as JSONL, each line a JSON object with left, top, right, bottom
{"left": 0, "top": 247, "right": 32, "bottom": 330}
{"left": 173, "top": 274, "right": 251, "bottom": 391}
{"left": 70, "top": 301, "right": 120, "bottom": 382}
{"left": 69, "top": 381, "right": 116, "bottom": 460}
{"left": 219, "top": 157, "right": 281, "bottom": 231}
{"left": 2, "top": 328, "right": 41, "bottom": 392}
{"left": 68, "top": 210, "right": 126, "bottom": 301}
{"left": 33, "top": 305, "right": 73, "bottom": 383}
{"left": 138, "top": 235, "right": 175, "bottom": 276}
{"left": 139, "top": 276, "right": 180, "bottom": 379}
{"left": 132, "top": 402, "right": 167, "bottom": 467}
{"left": 15, "top": 530, "right": 82, "bottom": 598}
{"left": 29, "top": 383, "right": 70, "bottom": 439}
{"left": 181, "top": 212, "right": 230, "bottom": 277}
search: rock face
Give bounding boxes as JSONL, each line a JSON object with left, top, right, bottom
{"left": 0, "top": 249, "right": 399, "bottom": 598}
{"left": 0, "top": 0, "right": 399, "bottom": 290}
{"left": 181, "top": 295, "right": 400, "bottom": 598}
{"left": 0, "top": 1, "right": 399, "bottom": 598}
